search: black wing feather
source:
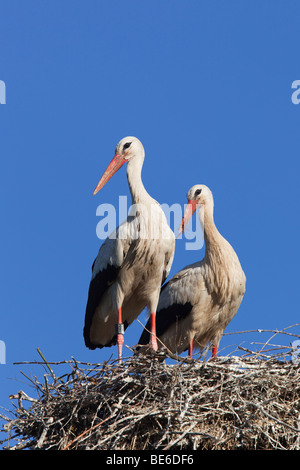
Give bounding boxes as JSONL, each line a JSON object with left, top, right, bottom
{"left": 138, "top": 302, "right": 193, "bottom": 346}
{"left": 83, "top": 263, "right": 119, "bottom": 349}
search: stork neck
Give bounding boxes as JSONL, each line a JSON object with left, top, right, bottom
{"left": 201, "top": 204, "right": 223, "bottom": 250}
{"left": 126, "top": 155, "right": 150, "bottom": 204}
{"left": 201, "top": 201, "right": 242, "bottom": 300}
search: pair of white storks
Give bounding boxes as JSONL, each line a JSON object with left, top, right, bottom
{"left": 83, "top": 137, "right": 246, "bottom": 361}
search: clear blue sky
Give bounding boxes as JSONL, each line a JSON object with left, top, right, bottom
{"left": 1, "top": 1, "right": 300, "bottom": 433}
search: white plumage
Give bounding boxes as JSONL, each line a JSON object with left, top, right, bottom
{"left": 138, "top": 184, "right": 246, "bottom": 358}
{"left": 84, "top": 137, "right": 175, "bottom": 361}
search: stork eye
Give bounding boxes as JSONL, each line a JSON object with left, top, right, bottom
{"left": 123, "top": 142, "right": 132, "bottom": 150}
{"left": 194, "top": 189, "right": 202, "bottom": 196}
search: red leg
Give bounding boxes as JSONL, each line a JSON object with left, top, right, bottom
{"left": 150, "top": 312, "right": 158, "bottom": 351}
{"left": 188, "top": 338, "right": 193, "bottom": 358}
{"left": 212, "top": 346, "right": 217, "bottom": 358}
{"left": 116, "top": 307, "right": 124, "bottom": 363}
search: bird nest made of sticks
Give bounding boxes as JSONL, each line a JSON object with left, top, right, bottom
{"left": 1, "top": 327, "right": 300, "bottom": 451}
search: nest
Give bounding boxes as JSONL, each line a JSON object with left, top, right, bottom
{"left": 1, "top": 326, "right": 300, "bottom": 451}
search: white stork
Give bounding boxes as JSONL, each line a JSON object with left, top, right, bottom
{"left": 84, "top": 136, "right": 175, "bottom": 361}
{"left": 138, "top": 184, "right": 246, "bottom": 358}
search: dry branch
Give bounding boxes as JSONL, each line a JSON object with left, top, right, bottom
{"left": 1, "top": 327, "right": 300, "bottom": 450}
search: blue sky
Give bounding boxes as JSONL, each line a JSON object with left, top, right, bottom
{"left": 1, "top": 1, "right": 300, "bottom": 435}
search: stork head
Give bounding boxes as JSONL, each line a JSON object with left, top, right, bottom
{"left": 179, "top": 185, "right": 214, "bottom": 234}
{"left": 115, "top": 136, "right": 144, "bottom": 161}
{"left": 93, "top": 136, "right": 144, "bottom": 195}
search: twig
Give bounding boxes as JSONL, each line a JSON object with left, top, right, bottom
{"left": 36, "top": 348, "right": 56, "bottom": 381}
{"left": 3, "top": 326, "right": 300, "bottom": 450}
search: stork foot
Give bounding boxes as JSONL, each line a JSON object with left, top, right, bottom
{"left": 115, "top": 322, "right": 125, "bottom": 363}
{"left": 150, "top": 334, "right": 158, "bottom": 352}
{"left": 150, "top": 312, "right": 158, "bottom": 351}
{"left": 117, "top": 334, "right": 124, "bottom": 363}
{"left": 188, "top": 338, "right": 193, "bottom": 358}
{"left": 212, "top": 346, "right": 217, "bottom": 358}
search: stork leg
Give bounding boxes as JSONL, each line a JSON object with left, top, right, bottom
{"left": 212, "top": 346, "right": 217, "bottom": 358}
{"left": 150, "top": 312, "right": 158, "bottom": 351}
{"left": 116, "top": 306, "right": 124, "bottom": 363}
{"left": 188, "top": 338, "right": 193, "bottom": 358}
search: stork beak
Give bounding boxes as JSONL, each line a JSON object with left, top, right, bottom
{"left": 178, "top": 200, "right": 198, "bottom": 234}
{"left": 93, "top": 154, "right": 126, "bottom": 195}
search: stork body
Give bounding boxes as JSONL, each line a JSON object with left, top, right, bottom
{"left": 138, "top": 185, "right": 246, "bottom": 358}
{"left": 84, "top": 137, "right": 175, "bottom": 360}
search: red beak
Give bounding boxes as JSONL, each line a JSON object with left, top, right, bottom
{"left": 178, "top": 199, "right": 198, "bottom": 234}
{"left": 93, "top": 154, "right": 126, "bottom": 195}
